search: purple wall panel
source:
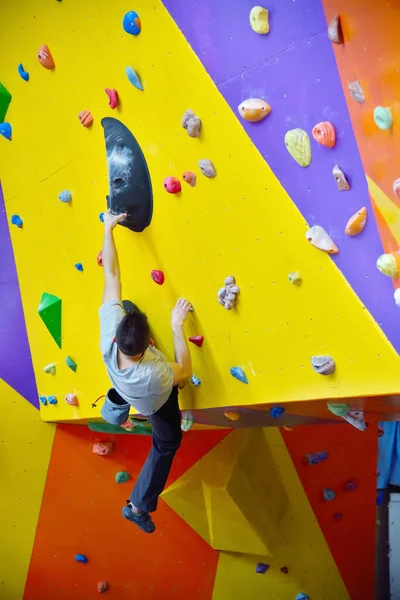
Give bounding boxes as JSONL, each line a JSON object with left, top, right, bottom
{"left": 163, "top": 0, "right": 400, "bottom": 353}
{"left": 0, "top": 185, "right": 38, "bottom": 407}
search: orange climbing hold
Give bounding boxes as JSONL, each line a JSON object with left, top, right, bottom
{"left": 93, "top": 442, "right": 113, "bottom": 456}
{"left": 78, "top": 110, "right": 94, "bottom": 128}
{"left": 97, "top": 581, "right": 108, "bottom": 593}
{"left": 65, "top": 393, "right": 79, "bottom": 407}
{"left": 183, "top": 171, "right": 196, "bottom": 187}
{"left": 237, "top": 98, "right": 271, "bottom": 122}
{"left": 38, "top": 44, "right": 55, "bottom": 70}
{"left": 224, "top": 411, "right": 241, "bottom": 421}
{"left": 345, "top": 207, "right": 367, "bottom": 236}
{"left": 312, "top": 122, "right": 336, "bottom": 148}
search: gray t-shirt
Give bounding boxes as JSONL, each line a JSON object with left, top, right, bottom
{"left": 99, "top": 300, "right": 173, "bottom": 416}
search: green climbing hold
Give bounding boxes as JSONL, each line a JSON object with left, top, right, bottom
{"left": 38, "top": 293, "right": 62, "bottom": 348}
{"left": 115, "top": 471, "right": 130, "bottom": 483}
{"left": 0, "top": 82, "right": 12, "bottom": 123}
{"left": 327, "top": 402, "right": 350, "bottom": 416}
{"left": 66, "top": 356, "right": 77, "bottom": 372}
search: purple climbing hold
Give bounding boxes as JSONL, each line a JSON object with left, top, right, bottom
{"left": 75, "top": 554, "right": 88, "bottom": 564}
{"left": 345, "top": 479, "right": 358, "bottom": 492}
{"left": 256, "top": 562, "right": 269, "bottom": 574}
{"left": 270, "top": 406, "right": 285, "bottom": 418}
{"left": 323, "top": 488, "right": 336, "bottom": 501}
{"left": 306, "top": 451, "right": 328, "bottom": 465}
{"left": 10, "top": 215, "right": 23, "bottom": 228}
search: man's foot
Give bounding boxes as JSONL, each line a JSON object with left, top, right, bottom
{"left": 122, "top": 502, "right": 156, "bottom": 533}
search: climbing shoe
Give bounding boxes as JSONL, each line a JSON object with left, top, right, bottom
{"left": 122, "top": 502, "right": 156, "bottom": 534}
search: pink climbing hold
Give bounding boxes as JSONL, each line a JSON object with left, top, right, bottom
{"left": 189, "top": 336, "right": 204, "bottom": 347}
{"left": 97, "top": 581, "right": 109, "bottom": 594}
{"left": 65, "top": 393, "right": 79, "bottom": 407}
{"left": 78, "top": 110, "right": 94, "bottom": 128}
{"left": 151, "top": 270, "right": 164, "bottom": 285}
{"left": 93, "top": 442, "right": 113, "bottom": 456}
{"left": 105, "top": 88, "right": 119, "bottom": 109}
{"left": 164, "top": 177, "right": 181, "bottom": 194}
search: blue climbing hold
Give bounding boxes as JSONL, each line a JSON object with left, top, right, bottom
{"left": 295, "top": 594, "right": 309, "bottom": 600}
{"left": 18, "top": 64, "right": 29, "bottom": 81}
{"left": 376, "top": 490, "right": 384, "bottom": 506}
{"left": 11, "top": 215, "right": 23, "bottom": 228}
{"left": 191, "top": 375, "right": 201, "bottom": 386}
{"left": 126, "top": 67, "right": 143, "bottom": 91}
{"left": 99, "top": 212, "right": 105, "bottom": 223}
{"left": 323, "top": 488, "right": 336, "bottom": 501}
{"left": 39, "top": 396, "right": 47, "bottom": 406}
{"left": 48, "top": 395, "right": 58, "bottom": 405}
{"left": 123, "top": 11, "right": 141, "bottom": 35}
{"left": 230, "top": 366, "right": 248, "bottom": 384}
{"left": 58, "top": 190, "right": 72, "bottom": 203}
{"left": 0, "top": 122, "right": 12, "bottom": 140}
{"left": 255, "top": 562, "right": 269, "bottom": 574}
{"left": 74, "top": 263, "right": 84, "bottom": 272}
{"left": 75, "top": 554, "right": 88, "bottom": 564}
{"left": 270, "top": 406, "right": 285, "bottom": 418}
{"left": 306, "top": 451, "right": 328, "bottom": 465}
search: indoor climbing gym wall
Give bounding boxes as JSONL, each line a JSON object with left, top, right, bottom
{"left": 1, "top": 0, "right": 400, "bottom": 598}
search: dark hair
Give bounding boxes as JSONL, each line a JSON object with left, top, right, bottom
{"left": 115, "top": 305, "right": 151, "bottom": 356}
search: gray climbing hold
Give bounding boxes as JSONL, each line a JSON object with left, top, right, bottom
{"left": 311, "top": 355, "right": 335, "bottom": 375}
{"left": 182, "top": 109, "right": 202, "bottom": 138}
{"left": 198, "top": 159, "right": 216, "bottom": 178}
{"left": 348, "top": 81, "right": 364, "bottom": 103}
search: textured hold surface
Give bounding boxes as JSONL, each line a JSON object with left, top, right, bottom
{"left": 115, "top": 471, "right": 130, "bottom": 483}
{"left": 97, "top": 581, "right": 108, "bottom": 594}
{"left": 123, "top": 10, "right": 141, "bottom": 35}
{"left": 37, "top": 44, "right": 55, "bottom": 69}
{"left": 270, "top": 406, "right": 285, "bottom": 418}
{"left": 65, "top": 393, "right": 79, "bottom": 407}
{"left": 306, "top": 451, "right": 328, "bottom": 465}
{"left": 284, "top": 128, "right": 311, "bottom": 167}
{"left": 17, "top": 64, "right": 29, "bottom": 81}
{"left": 191, "top": 374, "right": 201, "bottom": 386}
{"left": 311, "top": 355, "right": 336, "bottom": 375}
{"left": 374, "top": 106, "right": 392, "bottom": 130}
{"left": 93, "top": 442, "right": 113, "bottom": 456}
{"left": 188, "top": 335, "right": 204, "bottom": 347}
{"left": 249, "top": 6, "right": 270, "bottom": 34}
{"left": 306, "top": 225, "right": 339, "bottom": 254}
{"left": 74, "top": 262, "right": 83, "bottom": 272}
{"left": 218, "top": 275, "right": 240, "bottom": 309}
{"left": 38, "top": 293, "right": 62, "bottom": 348}
{"left": 164, "top": 176, "right": 181, "bottom": 194}
{"left": 345, "top": 207, "right": 367, "bottom": 236}
{"left": 151, "top": 269, "right": 164, "bottom": 285}
{"left": 328, "top": 14, "right": 343, "bottom": 44}
{"left": 224, "top": 411, "right": 241, "bottom": 421}
{"left": 11, "top": 214, "right": 23, "bottom": 228}
{"left": 182, "top": 170, "right": 196, "bottom": 186}
{"left": 377, "top": 252, "right": 400, "bottom": 278}
{"left": 75, "top": 554, "right": 88, "bottom": 565}
{"left": 288, "top": 272, "right": 302, "bottom": 286}
{"left": 48, "top": 395, "right": 57, "bottom": 405}
{"left": 312, "top": 121, "right": 336, "bottom": 148}
{"left": 105, "top": 88, "right": 118, "bottom": 109}
{"left": 44, "top": 363, "right": 56, "bottom": 375}
{"left": 393, "top": 178, "right": 400, "bottom": 199}
{"left": 255, "top": 562, "right": 269, "bottom": 574}
{"left": 198, "top": 159, "right": 216, "bottom": 178}
{"left": 181, "top": 109, "right": 202, "bottom": 137}
{"left": 348, "top": 80, "right": 364, "bottom": 103}
{"left": 230, "top": 366, "right": 248, "bottom": 384}
{"left": 58, "top": 190, "right": 72, "bottom": 203}
{"left": 126, "top": 67, "right": 143, "bottom": 90}
{"left": 238, "top": 98, "right": 271, "bottom": 122}
{"left": 333, "top": 165, "right": 350, "bottom": 191}
{"left": 0, "top": 122, "right": 12, "bottom": 141}
{"left": 78, "top": 110, "right": 93, "bottom": 128}
{"left": 323, "top": 488, "right": 336, "bottom": 501}
{"left": 66, "top": 356, "right": 77, "bottom": 372}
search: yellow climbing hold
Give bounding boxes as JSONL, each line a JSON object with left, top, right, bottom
{"left": 249, "top": 6, "right": 270, "bottom": 34}
{"left": 285, "top": 129, "right": 312, "bottom": 167}
{"left": 377, "top": 252, "right": 400, "bottom": 279}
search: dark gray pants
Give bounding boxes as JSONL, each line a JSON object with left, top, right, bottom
{"left": 130, "top": 387, "right": 182, "bottom": 513}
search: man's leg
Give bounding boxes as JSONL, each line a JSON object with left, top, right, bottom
{"left": 123, "top": 387, "right": 182, "bottom": 532}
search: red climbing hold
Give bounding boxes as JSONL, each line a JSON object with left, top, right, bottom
{"left": 105, "top": 88, "right": 119, "bottom": 109}
{"left": 93, "top": 442, "right": 113, "bottom": 456}
{"left": 189, "top": 336, "right": 204, "bottom": 347}
{"left": 97, "top": 581, "right": 109, "bottom": 594}
{"left": 97, "top": 251, "right": 103, "bottom": 266}
{"left": 151, "top": 270, "right": 164, "bottom": 285}
{"left": 280, "top": 566, "right": 289, "bottom": 574}
{"left": 164, "top": 177, "right": 181, "bottom": 194}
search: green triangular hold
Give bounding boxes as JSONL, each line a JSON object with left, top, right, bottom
{"left": 0, "top": 82, "right": 12, "bottom": 123}
{"left": 38, "top": 293, "right": 62, "bottom": 348}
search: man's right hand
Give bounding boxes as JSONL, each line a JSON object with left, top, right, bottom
{"left": 104, "top": 210, "right": 127, "bottom": 230}
{"left": 171, "top": 298, "right": 192, "bottom": 331}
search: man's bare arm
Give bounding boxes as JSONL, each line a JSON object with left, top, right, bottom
{"left": 168, "top": 298, "right": 192, "bottom": 385}
{"left": 102, "top": 210, "right": 127, "bottom": 304}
